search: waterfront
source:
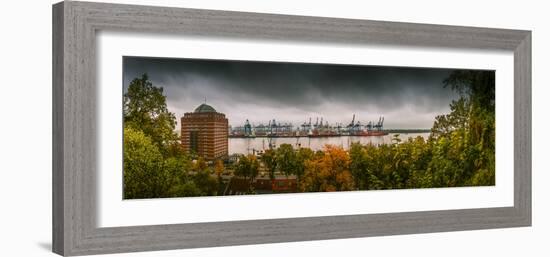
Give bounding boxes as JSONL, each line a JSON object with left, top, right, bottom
{"left": 228, "top": 133, "right": 430, "bottom": 155}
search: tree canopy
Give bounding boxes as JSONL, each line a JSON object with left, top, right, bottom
{"left": 124, "top": 74, "right": 178, "bottom": 151}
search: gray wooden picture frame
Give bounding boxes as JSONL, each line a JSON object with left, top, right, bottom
{"left": 52, "top": 1, "right": 531, "bottom": 256}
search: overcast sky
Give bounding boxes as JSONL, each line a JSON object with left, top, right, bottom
{"left": 123, "top": 56, "right": 466, "bottom": 129}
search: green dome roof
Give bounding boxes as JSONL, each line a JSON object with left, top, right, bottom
{"left": 194, "top": 103, "right": 216, "bottom": 113}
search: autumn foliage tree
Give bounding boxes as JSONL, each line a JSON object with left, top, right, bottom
{"left": 300, "top": 145, "right": 354, "bottom": 192}
{"left": 214, "top": 160, "right": 225, "bottom": 178}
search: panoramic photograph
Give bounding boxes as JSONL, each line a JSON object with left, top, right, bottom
{"left": 122, "top": 56, "right": 495, "bottom": 200}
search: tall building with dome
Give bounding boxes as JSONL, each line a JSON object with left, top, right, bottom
{"left": 180, "top": 103, "right": 229, "bottom": 160}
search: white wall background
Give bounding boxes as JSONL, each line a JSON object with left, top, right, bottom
{"left": 0, "top": 0, "right": 547, "bottom": 256}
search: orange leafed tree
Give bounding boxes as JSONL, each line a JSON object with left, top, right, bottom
{"left": 300, "top": 145, "right": 355, "bottom": 192}
{"left": 214, "top": 159, "right": 224, "bottom": 177}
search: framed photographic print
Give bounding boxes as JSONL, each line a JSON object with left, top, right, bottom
{"left": 52, "top": 1, "right": 531, "bottom": 256}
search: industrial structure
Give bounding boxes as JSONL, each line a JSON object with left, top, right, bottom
{"left": 230, "top": 115, "right": 388, "bottom": 138}
{"left": 181, "top": 103, "right": 228, "bottom": 160}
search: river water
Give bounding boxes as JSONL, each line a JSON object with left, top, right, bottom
{"left": 228, "top": 133, "right": 430, "bottom": 155}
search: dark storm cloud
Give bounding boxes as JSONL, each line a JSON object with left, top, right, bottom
{"left": 123, "top": 56, "right": 468, "bottom": 128}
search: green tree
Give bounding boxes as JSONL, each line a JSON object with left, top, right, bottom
{"left": 123, "top": 127, "right": 168, "bottom": 199}
{"left": 428, "top": 70, "right": 495, "bottom": 187}
{"left": 193, "top": 170, "right": 219, "bottom": 196}
{"left": 405, "top": 136, "right": 432, "bottom": 188}
{"left": 169, "top": 181, "right": 202, "bottom": 197}
{"left": 349, "top": 143, "right": 369, "bottom": 190}
{"left": 431, "top": 97, "right": 469, "bottom": 138}
{"left": 443, "top": 70, "right": 495, "bottom": 112}
{"left": 276, "top": 144, "right": 298, "bottom": 177}
{"left": 163, "top": 155, "right": 192, "bottom": 193}
{"left": 124, "top": 73, "right": 177, "bottom": 150}
{"left": 194, "top": 157, "right": 208, "bottom": 173}
{"left": 295, "top": 148, "right": 314, "bottom": 186}
{"left": 261, "top": 149, "right": 278, "bottom": 181}
{"left": 235, "top": 155, "right": 260, "bottom": 183}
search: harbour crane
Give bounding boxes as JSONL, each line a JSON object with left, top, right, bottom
{"left": 373, "top": 116, "right": 384, "bottom": 131}
{"left": 335, "top": 122, "right": 342, "bottom": 133}
{"left": 301, "top": 119, "right": 309, "bottom": 132}
{"left": 366, "top": 121, "right": 373, "bottom": 131}
{"left": 244, "top": 119, "right": 252, "bottom": 136}
{"left": 348, "top": 114, "right": 356, "bottom": 128}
